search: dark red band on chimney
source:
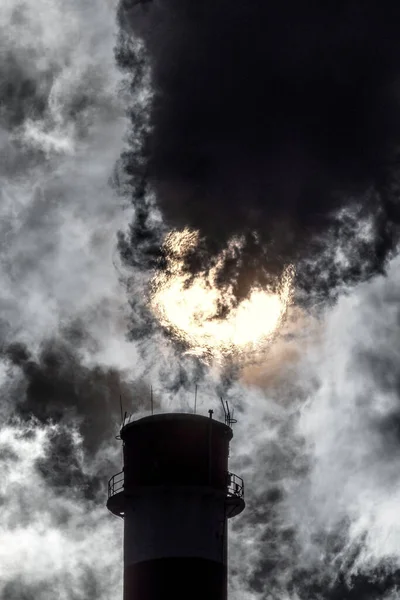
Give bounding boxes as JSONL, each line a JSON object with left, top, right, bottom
{"left": 124, "top": 557, "right": 227, "bottom": 600}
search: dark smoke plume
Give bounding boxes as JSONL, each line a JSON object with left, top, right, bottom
{"left": 5, "top": 338, "right": 125, "bottom": 452}
{"left": 2, "top": 333, "right": 155, "bottom": 498}
{"left": 117, "top": 0, "right": 400, "bottom": 300}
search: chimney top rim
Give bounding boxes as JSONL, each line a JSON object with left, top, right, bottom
{"left": 120, "top": 412, "right": 233, "bottom": 439}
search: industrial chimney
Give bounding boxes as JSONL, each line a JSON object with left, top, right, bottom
{"left": 107, "top": 410, "right": 245, "bottom": 600}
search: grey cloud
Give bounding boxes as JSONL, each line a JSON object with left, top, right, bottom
{"left": 0, "top": 1, "right": 135, "bottom": 597}
{"left": 0, "top": 421, "right": 122, "bottom": 600}
{"left": 225, "top": 255, "right": 400, "bottom": 599}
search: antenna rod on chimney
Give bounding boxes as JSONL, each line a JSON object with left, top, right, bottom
{"left": 120, "top": 394, "right": 123, "bottom": 425}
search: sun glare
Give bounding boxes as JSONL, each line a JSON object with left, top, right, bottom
{"left": 150, "top": 228, "right": 293, "bottom": 359}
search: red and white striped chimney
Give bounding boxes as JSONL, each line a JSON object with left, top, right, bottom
{"left": 107, "top": 411, "right": 245, "bottom": 600}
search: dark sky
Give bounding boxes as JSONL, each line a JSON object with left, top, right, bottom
{"left": 2, "top": 2, "right": 400, "bottom": 600}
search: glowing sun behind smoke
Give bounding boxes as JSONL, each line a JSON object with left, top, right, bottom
{"left": 150, "top": 228, "right": 294, "bottom": 359}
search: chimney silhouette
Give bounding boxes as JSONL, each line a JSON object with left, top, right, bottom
{"left": 107, "top": 411, "right": 245, "bottom": 600}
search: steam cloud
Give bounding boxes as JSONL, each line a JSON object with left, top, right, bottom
{"left": 228, "top": 259, "right": 400, "bottom": 599}
{"left": 118, "top": 0, "right": 400, "bottom": 299}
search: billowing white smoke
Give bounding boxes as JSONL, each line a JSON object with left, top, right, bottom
{"left": 0, "top": 421, "right": 122, "bottom": 599}
{"left": 0, "top": 1, "right": 129, "bottom": 597}
{"left": 297, "top": 256, "right": 400, "bottom": 566}
{"left": 0, "top": 0, "right": 135, "bottom": 361}
{"left": 228, "top": 256, "right": 400, "bottom": 599}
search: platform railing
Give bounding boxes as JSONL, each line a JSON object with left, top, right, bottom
{"left": 108, "top": 470, "right": 124, "bottom": 499}
{"left": 108, "top": 469, "right": 244, "bottom": 500}
{"left": 226, "top": 472, "right": 244, "bottom": 500}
